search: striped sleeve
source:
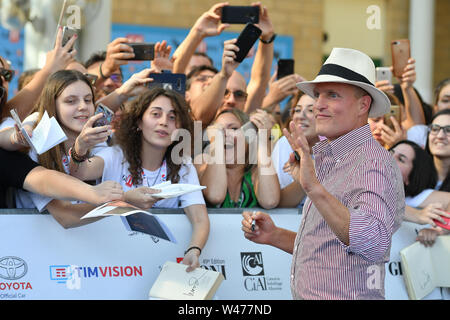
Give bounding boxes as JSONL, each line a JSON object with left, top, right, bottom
{"left": 343, "top": 158, "right": 402, "bottom": 262}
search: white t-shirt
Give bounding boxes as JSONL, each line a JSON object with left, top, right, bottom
{"left": 272, "top": 136, "right": 295, "bottom": 189}
{"left": 96, "top": 145, "right": 205, "bottom": 209}
{"left": 15, "top": 142, "right": 108, "bottom": 212}
{"left": 405, "top": 181, "right": 444, "bottom": 208}
{"left": 271, "top": 136, "right": 307, "bottom": 209}
{"left": 407, "top": 124, "right": 428, "bottom": 149}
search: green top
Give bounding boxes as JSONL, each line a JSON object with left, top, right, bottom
{"left": 218, "top": 170, "right": 258, "bottom": 208}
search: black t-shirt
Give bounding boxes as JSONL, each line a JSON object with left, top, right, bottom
{"left": 0, "top": 148, "right": 39, "bottom": 208}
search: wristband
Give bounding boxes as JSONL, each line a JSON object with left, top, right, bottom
{"left": 99, "top": 62, "right": 107, "bottom": 79}
{"left": 260, "top": 33, "right": 276, "bottom": 44}
{"left": 184, "top": 246, "right": 202, "bottom": 255}
{"left": 69, "top": 144, "right": 89, "bottom": 164}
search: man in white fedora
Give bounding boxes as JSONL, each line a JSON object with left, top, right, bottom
{"left": 242, "top": 48, "right": 405, "bottom": 299}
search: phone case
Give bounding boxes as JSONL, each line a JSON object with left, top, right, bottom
{"left": 93, "top": 104, "right": 115, "bottom": 127}
{"left": 391, "top": 39, "right": 410, "bottom": 77}
{"left": 234, "top": 23, "right": 262, "bottom": 63}
{"left": 375, "top": 67, "right": 392, "bottom": 83}
{"left": 61, "top": 26, "right": 77, "bottom": 51}
{"left": 128, "top": 43, "right": 155, "bottom": 61}
{"left": 147, "top": 73, "right": 186, "bottom": 95}
{"left": 221, "top": 6, "right": 259, "bottom": 24}
{"left": 434, "top": 216, "right": 450, "bottom": 230}
{"left": 384, "top": 105, "right": 402, "bottom": 129}
{"left": 277, "top": 59, "right": 295, "bottom": 80}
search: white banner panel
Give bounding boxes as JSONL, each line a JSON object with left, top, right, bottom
{"left": 0, "top": 213, "right": 447, "bottom": 300}
{"left": 0, "top": 213, "right": 299, "bottom": 300}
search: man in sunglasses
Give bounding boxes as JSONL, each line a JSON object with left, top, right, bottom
{"left": 84, "top": 41, "right": 129, "bottom": 99}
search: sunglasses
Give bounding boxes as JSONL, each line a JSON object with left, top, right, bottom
{"left": 224, "top": 89, "right": 248, "bottom": 101}
{"left": 428, "top": 124, "right": 450, "bottom": 136}
{"left": 0, "top": 68, "right": 14, "bottom": 82}
{"left": 109, "top": 73, "right": 122, "bottom": 83}
{"left": 84, "top": 73, "right": 98, "bottom": 86}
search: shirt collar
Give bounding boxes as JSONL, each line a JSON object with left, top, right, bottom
{"left": 312, "top": 124, "right": 374, "bottom": 161}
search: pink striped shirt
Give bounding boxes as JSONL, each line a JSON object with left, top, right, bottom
{"left": 290, "top": 124, "right": 405, "bottom": 300}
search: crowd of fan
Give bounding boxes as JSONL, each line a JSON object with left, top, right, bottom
{"left": 0, "top": 3, "right": 449, "bottom": 270}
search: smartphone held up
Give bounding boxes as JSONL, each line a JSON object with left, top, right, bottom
{"left": 391, "top": 39, "right": 410, "bottom": 78}
{"left": 234, "top": 23, "right": 262, "bottom": 63}
{"left": 221, "top": 6, "right": 260, "bottom": 24}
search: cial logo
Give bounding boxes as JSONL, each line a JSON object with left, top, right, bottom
{"left": 0, "top": 257, "right": 28, "bottom": 280}
{"left": 240, "top": 252, "right": 264, "bottom": 276}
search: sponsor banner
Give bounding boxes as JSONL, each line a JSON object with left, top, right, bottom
{"left": 0, "top": 213, "right": 447, "bottom": 300}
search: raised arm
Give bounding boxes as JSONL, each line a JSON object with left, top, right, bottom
{"left": 91, "top": 38, "right": 134, "bottom": 91}
{"left": 197, "top": 124, "right": 227, "bottom": 205}
{"left": 8, "top": 27, "right": 76, "bottom": 120}
{"left": 189, "top": 39, "right": 240, "bottom": 127}
{"left": 251, "top": 110, "right": 280, "bottom": 209}
{"left": 397, "top": 58, "right": 425, "bottom": 129}
{"left": 97, "top": 68, "right": 154, "bottom": 112}
{"left": 172, "top": 2, "right": 229, "bottom": 74}
{"left": 244, "top": 3, "right": 275, "bottom": 114}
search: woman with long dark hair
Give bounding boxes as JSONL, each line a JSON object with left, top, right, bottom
{"left": 68, "top": 88, "right": 210, "bottom": 272}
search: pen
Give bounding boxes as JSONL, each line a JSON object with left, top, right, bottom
{"left": 251, "top": 211, "right": 257, "bottom": 232}
{"left": 294, "top": 151, "right": 300, "bottom": 161}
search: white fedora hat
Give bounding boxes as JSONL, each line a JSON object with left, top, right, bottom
{"left": 296, "top": 48, "right": 390, "bottom": 118}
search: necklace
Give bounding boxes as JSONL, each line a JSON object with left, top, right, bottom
{"left": 143, "top": 160, "right": 167, "bottom": 187}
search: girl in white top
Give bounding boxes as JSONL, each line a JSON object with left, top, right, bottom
{"left": 68, "top": 88, "right": 210, "bottom": 272}
{"left": 14, "top": 70, "right": 119, "bottom": 227}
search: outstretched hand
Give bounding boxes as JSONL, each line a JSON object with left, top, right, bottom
{"left": 282, "top": 121, "right": 318, "bottom": 194}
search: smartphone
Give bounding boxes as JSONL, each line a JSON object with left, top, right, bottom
{"left": 221, "top": 6, "right": 259, "bottom": 24}
{"left": 384, "top": 104, "right": 402, "bottom": 129}
{"left": 61, "top": 26, "right": 77, "bottom": 51}
{"left": 128, "top": 43, "right": 155, "bottom": 61}
{"left": 93, "top": 103, "right": 115, "bottom": 128}
{"left": 434, "top": 215, "right": 450, "bottom": 231}
{"left": 234, "top": 23, "right": 262, "bottom": 63}
{"left": 277, "top": 59, "right": 295, "bottom": 80}
{"left": 376, "top": 67, "right": 392, "bottom": 83}
{"left": 147, "top": 73, "right": 186, "bottom": 95}
{"left": 391, "top": 39, "right": 410, "bottom": 78}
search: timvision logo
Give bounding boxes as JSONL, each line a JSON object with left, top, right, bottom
{"left": 49, "top": 264, "right": 144, "bottom": 290}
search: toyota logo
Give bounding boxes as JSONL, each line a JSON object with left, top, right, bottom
{"left": 0, "top": 257, "right": 28, "bottom": 280}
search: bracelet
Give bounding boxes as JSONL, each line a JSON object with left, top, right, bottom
{"left": 184, "top": 246, "right": 202, "bottom": 255}
{"left": 69, "top": 144, "right": 89, "bottom": 164}
{"left": 99, "top": 62, "right": 107, "bottom": 79}
{"left": 260, "top": 33, "right": 276, "bottom": 44}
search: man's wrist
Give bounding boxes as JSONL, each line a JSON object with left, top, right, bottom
{"left": 99, "top": 62, "right": 114, "bottom": 79}
{"left": 260, "top": 32, "right": 276, "bottom": 44}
